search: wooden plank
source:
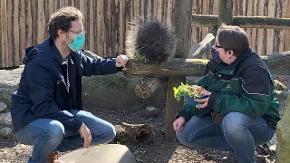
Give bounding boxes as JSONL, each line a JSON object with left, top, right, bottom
{"left": 37, "top": 0, "right": 45, "bottom": 44}
{"left": 1, "top": 0, "right": 8, "bottom": 67}
{"left": 118, "top": 0, "right": 125, "bottom": 55}
{"left": 19, "top": 0, "right": 26, "bottom": 63}
{"left": 126, "top": 51, "right": 290, "bottom": 77}
{"left": 97, "top": 0, "right": 104, "bottom": 56}
{"left": 192, "top": 14, "right": 290, "bottom": 30}
{"left": 88, "top": 0, "right": 94, "bottom": 52}
{"left": 282, "top": 0, "right": 290, "bottom": 51}
{"left": 267, "top": 0, "right": 275, "bottom": 55}
{"left": 191, "top": 0, "right": 199, "bottom": 45}
{"left": 256, "top": 0, "right": 265, "bottom": 55}
{"left": 218, "top": 0, "right": 233, "bottom": 25}
{"left": 13, "top": 0, "right": 20, "bottom": 66}
{"left": 0, "top": 0, "right": 6, "bottom": 67}
{"left": 7, "top": 0, "right": 13, "bottom": 67}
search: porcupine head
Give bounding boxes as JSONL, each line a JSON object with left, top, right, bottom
{"left": 125, "top": 18, "right": 177, "bottom": 64}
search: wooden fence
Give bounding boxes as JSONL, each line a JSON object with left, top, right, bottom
{"left": 0, "top": 0, "right": 289, "bottom": 68}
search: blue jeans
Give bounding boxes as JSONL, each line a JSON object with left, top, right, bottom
{"left": 15, "top": 110, "right": 116, "bottom": 163}
{"left": 176, "top": 112, "right": 275, "bottom": 163}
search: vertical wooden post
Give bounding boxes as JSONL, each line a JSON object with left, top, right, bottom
{"left": 165, "top": 0, "right": 192, "bottom": 140}
{"left": 218, "top": 0, "right": 233, "bottom": 25}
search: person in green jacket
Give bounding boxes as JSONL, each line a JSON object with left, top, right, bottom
{"left": 173, "top": 25, "right": 280, "bottom": 163}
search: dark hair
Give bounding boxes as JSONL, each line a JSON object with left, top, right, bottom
{"left": 217, "top": 24, "right": 250, "bottom": 56}
{"left": 48, "top": 7, "right": 83, "bottom": 40}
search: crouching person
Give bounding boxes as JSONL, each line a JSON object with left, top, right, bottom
{"left": 173, "top": 25, "right": 280, "bottom": 163}
{"left": 11, "top": 6, "right": 128, "bottom": 163}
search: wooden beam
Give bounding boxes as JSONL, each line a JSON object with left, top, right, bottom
{"left": 218, "top": 0, "right": 233, "bottom": 25}
{"left": 192, "top": 14, "right": 290, "bottom": 30}
{"left": 126, "top": 51, "right": 290, "bottom": 77}
{"left": 165, "top": 0, "right": 192, "bottom": 140}
{"left": 233, "top": 16, "right": 290, "bottom": 30}
{"left": 126, "top": 58, "right": 208, "bottom": 77}
{"left": 192, "top": 14, "right": 218, "bottom": 27}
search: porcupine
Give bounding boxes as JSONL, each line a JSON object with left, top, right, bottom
{"left": 125, "top": 18, "right": 177, "bottom": 64}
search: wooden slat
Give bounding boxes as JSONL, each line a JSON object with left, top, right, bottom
{"left": 37, "top": 0, "right": 45, "bottom": 44}
{"left": 7, "top": 0, "right": 13, "bottom": 67}
{"left": 19, "top": 0, "right": 26, "bottom": 63}
{"left": 13, "top": 0, "right": 20, "bottom": 66}
{"left": 267, "top": 0, "right": 275, "bottom": 55}
{"left": 283, "top": 0, "right": 290, "bottom": 51}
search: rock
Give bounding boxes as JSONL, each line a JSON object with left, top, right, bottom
{"left": 0, "top": 102, "right": 7, "bottom": 113}
{"left": 144, "top": 106, "right": 160, "bottom": 118}
{"left": 0, "top": 66, "right": 23, "bottom": 109}
{"left": 82, "top": 73, "right": 166, "bottom": 112}
{"left": 277, "top": 96, "right": 290, "bottom": 163}
{"left": 0, "top": 112, "right": 12, "bottom": 127}
{"left": 0, "top": 127, "right": 13, "bottom": 138}
{"left": 60, "top": 144, "right": 136, "bottom": 163}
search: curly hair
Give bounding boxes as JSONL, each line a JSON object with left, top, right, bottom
{"left": 48, "top": 6, "right": 83, "bottom": 40}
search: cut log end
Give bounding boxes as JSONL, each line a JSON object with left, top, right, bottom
{"left": 135, "top": 77, "right": 162, "bottom": 99}
{"left": 114, "top": 122, "right": 154, "bottom": 144}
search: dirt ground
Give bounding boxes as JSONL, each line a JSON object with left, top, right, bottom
{"left": 0, "top": 109, "right": 276, "bottom": 163}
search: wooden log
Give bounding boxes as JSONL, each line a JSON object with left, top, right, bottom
{"left": 114, "top": 122, "right": 154, "bottom": 144}
{"left": 165, "top": 0, "right": 192, "bottom": 140}
{"left": 126, "top": 51, "right": 290, "bottom": 77}
{"left": 192, "top": 14, "right": 290, "bottom": 30}
{"left": 135, "top": 77, "right": 162, "bottom": 99}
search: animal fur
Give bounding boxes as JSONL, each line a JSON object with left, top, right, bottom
{"left": 125, "top": 18, "right": 176, "bottom": 64}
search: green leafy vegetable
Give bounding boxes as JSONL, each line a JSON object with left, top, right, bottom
{"left": 173, "top": 82, "right": 205, "bottom": 101}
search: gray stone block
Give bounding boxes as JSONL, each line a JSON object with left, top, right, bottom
{"left": 60, "top": 144, "right": 136, "bottom": 163}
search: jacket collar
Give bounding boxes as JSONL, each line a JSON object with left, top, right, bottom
{"left": 218, "top": 49, "right": 254, "bottom": 75}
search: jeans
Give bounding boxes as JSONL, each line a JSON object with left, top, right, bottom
{"left": 15, "top": 110, "right": 116, "bottom": 163}
{"left": 176, "top": 112, "right": 275, "bottom": 163}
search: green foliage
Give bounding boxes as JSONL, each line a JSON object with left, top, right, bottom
{"left": 132, "top": 50, "right": 149, "bottom": 63}
{"left": 173, "top": 82, "right": 204, "bottom": 102}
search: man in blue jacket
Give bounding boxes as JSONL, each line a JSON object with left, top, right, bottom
{"left": 10, "top": 6, "right": 128, "bottom": 163}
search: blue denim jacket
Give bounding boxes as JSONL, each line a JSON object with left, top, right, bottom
{"left": 11, "top": 38, "right": 120, "bottom": 132}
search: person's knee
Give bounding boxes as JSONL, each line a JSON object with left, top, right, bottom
{"left": 91, "top": 122, "right": 116, "bottom": 143}
{"left": 176, "top": 131, "right": 188, "bottom": 145}
{"left": 46, "top": 120, "right": 65, "bottom": 146}
{"left": 103, "top": 123, "right": 116, "bottom": 141}
{"left": 222, "top": 112, "right": 248, "bottom": 138}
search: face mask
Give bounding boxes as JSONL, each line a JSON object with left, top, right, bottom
{"left": 210, "top": 47, "right": 221, "bottom": 63}
{"left": 68, "top": 32, "right": 85, "bottom": 52}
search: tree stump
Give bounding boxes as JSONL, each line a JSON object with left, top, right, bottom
{"left": 114, "top": 122, "right": 154, "bottom": 144}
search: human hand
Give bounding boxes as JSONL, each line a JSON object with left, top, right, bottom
{"left": 194, "top": 90, "right": 211, "bottom": 110}
{"left": 173, "top": 116, "right": 186, "bottom": 132}
{"left": 116, "top": 55, "right": 129, "bottom": 68}
{"left": 78, "top": 123, "right": 92, "bottom": 148}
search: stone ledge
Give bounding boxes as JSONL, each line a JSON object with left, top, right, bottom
{"left": 60, "top": 144, "right": 136, "bottom": 163}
